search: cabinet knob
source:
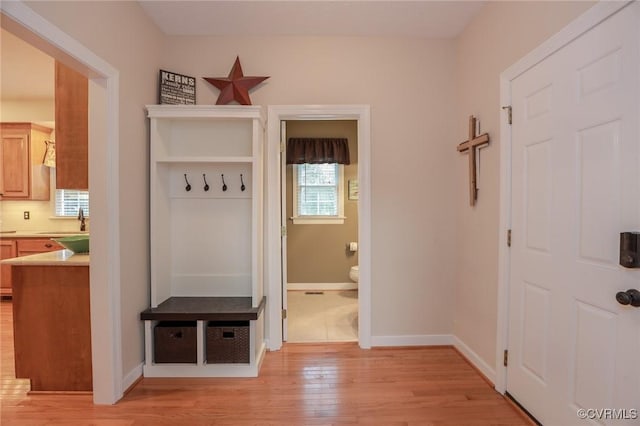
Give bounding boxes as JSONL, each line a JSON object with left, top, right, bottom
{"left": 45, "top": 243, "right": 53, "bottom": 248}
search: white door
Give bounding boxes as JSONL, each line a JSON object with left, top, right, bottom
{"left": 508, "top": 3, "right": 640, "bottom": 425}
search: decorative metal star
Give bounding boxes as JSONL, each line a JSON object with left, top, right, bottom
{"left": 203, "top": 56, "right": 269, "bottom": 105}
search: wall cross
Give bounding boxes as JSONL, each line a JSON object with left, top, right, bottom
{"left": 457, "top": 115, "right": 490, "bottom": 206}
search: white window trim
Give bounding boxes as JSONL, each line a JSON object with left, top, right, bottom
{"left": 291, "top": 164, "right": 345, "bottom": 225}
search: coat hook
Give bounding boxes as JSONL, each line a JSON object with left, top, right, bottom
{"left": 221, "top": 174, "right": 228, "bottom": 192}
{"left": 203, "top": 174, "right": 210, "bottom": 191}
{"left": 240, "top": 174, "right": 246, "bottom": 192}
{"left": 184, "top": 174, "right": 191, "bottom": 192}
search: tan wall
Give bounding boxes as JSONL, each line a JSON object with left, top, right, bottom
{"left": 285, "top": 120, "right": 358, "bottom": 283}
{"left": 453, "top": 1, "right": 596, "bottom": 370}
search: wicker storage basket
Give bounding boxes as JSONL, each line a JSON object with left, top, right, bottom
{"left": 154, "top": 321, "right": 197, "bottom": 363}
{"left": 206, "top": 321, "right": 250, "bottom": 363}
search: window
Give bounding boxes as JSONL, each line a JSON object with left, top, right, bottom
{"left": 55, "top": 189, "right": 89, "bottom": 217}
{"left": 292, "top": 163, "right": 344, "bottom": 224}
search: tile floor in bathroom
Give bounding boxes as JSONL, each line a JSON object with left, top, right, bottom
{"left": 286, "top": 290, "right": 358, "bottom": 343}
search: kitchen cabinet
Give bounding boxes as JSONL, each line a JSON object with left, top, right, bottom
{"left": 11, "top": 262, "right": 92, "bottom": 391}
{"left": 55, "top": 61, "right": 88, "bottom": 190}
{"left": 0, "top": 238, "right": 63, "bottom": 296}
{"left": 0, "top": 240, "right": 16, "bottom": 296}
{"left": 0, "top": 123, "right": 52, "bottom": 200}
{"left": 141, "top": 105, "right": 265, "bottom": 377}
{"left": 16, "top": 239, "right": 63, "bottom": 257}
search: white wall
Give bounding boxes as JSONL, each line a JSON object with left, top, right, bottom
{"left": 162, "top": 35, "right": 459, "bottom": 338}
{"left": 453, "top": 1, "right": 595, "bottom": 372}
{"left": 23, "top": 0, "right": 164, "bottom": 382}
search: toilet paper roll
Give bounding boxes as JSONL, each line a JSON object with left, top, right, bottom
{"left": 349, "top": 242, "right": 358, "bottom": 252}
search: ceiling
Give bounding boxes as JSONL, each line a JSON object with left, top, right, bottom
{"left": 1, "top": 1, "right": 485, "bottom": 101}
{"left": 138, "top": 0, "right": 485, "bottom": 38}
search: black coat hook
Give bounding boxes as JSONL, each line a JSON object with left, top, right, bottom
{"left": 203, "top": 174, "right": 210, "bottom": 191}
{"left": 240, "top": 174, "right": 246, "bottom": 192}
{"left": 221, "top": 174, "right": 228, "bottom": 192}
{"left": 184, "top": 174, "right": 191, "bottom": 192}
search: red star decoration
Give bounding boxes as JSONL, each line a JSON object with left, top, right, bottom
{"left": 203, "top": 56, "right": 269, "bottom": 105}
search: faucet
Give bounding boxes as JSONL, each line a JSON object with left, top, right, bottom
{"left": 78, "top": 208, "right": 86, "bottom": 232}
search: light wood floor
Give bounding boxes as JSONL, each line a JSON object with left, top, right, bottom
{"left": 1, "top": 299, "right": 530, "bottom": 425}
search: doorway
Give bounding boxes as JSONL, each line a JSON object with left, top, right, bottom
{"left": 266, "top": 105, "right": 371, "bottom": 350}
{"left": 1, "top": 2, "right": 122, "bottom": 403}
{"left": 282, "top": 120, "right": 359, "bottom": 343}
{"left": 498, "top": 2, "right": 639, "bottom": 424}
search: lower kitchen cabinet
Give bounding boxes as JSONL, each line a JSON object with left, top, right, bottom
{"left": 16, "top": 239, "right": 63, "bottom": 257}
{"left": 0, "top": 238, "right": 63, "bottom": 296}
{"left": 0, "top": 240, "right": 16, "bottom": 296}
{"left": 12, "top": 264, "right": 92, "bottom": 391}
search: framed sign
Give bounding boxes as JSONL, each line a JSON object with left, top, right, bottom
{"left": 159, "top": 69, "right": 196, "bottom": 105}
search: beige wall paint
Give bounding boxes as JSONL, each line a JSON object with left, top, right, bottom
{"left": 0, "top": 100, "right": 54, "bottom": 122}
{"left": 453, "top": 1, "right": 595, "bottom": 369}
{"left": 23, "top": 0, "right": 164, "bottom": 379}
{"left": 285, "top": 120, "right": 358, "bottom": 283}
{"left": 13, "top": 0, "right": 599, "bottom": 384}
{"left": 163, "top": 35, "right": 460, "bottom": 337}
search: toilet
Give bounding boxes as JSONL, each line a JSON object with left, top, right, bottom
{"left": 349, "top": 265, "right": 359, "bottom": 283}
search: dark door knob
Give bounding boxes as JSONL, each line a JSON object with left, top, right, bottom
{"left": 616, "top": 289, "right": 640, "bottom": 307}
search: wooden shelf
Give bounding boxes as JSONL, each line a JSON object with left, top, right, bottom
{"left": 140, "top": 296, "right": 266, "bottom": 321}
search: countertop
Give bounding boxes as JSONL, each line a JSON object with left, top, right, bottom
{"left": 1, "top": 249, "right": 89, "bottom": 266}
{"left": 0, "top": 230, "right": 89, "bottom": 238}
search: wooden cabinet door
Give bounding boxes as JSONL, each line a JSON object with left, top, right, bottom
{"left": 0, "top": 123, "right": 52, "bottom": 200}
{"left": 0, "top": 130, "right": 30, "bottom": 199}
{"left": 16, "top": 239, "right": 63, "bottom": 257}
{"left": 0, "top": 240, "right": 17, "bottom": 295}
{"left": 55, "top": 61, "right": 88, "bottom": 190}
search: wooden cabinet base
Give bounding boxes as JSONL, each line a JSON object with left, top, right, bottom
{"left": 12, "top": 265, "right": 92, "bottom": 391}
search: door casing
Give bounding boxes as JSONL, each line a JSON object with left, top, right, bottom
{"left": 1, "top": 1, "right": 123, "bottom": 404}
{"left": 266, "top": 105, "right": 372, "bottom": 350}
{"left": 496, "top": 0, "right": 634, "bottom": 394}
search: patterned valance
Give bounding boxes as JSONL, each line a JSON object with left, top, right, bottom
{"left": 286, "top": 138, "right": 350, "bottom": 165}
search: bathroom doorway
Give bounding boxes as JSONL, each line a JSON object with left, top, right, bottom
{"left": 281, "top": 120, "right": 359, "bottom": 343}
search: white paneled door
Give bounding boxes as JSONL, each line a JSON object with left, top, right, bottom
{"left": 508, "top": 3, "right": 639, "bottom": 425}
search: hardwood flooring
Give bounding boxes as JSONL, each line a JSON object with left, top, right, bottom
{"left": 1, "top": 300, "right": 531, "bottom": 425}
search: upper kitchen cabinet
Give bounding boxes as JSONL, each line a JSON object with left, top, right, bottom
{"left": 0, "top": 122, "right": 52, "bottom": 200}
{"left": 55, "top": 61, "right": 88, "bottom": 190}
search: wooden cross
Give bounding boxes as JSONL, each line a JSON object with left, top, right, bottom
{"left": 457, "top": 115, "right": 490, "bottom": 206}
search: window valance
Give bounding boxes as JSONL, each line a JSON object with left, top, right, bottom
{"left": 286, "top": 138, "right": 350, "bottom": 165}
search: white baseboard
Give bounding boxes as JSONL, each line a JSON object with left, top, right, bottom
{"left": 287, "top": 282, "right": 357, "bottom": 291}
{"left": 453, "top": 335, "right": 496, "bottom": 385}
{"left": 122, "top": 362, "right": 144, "bottom": 393}
{"left": 371, "top": 334, "right": 454, "bottom": 347}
